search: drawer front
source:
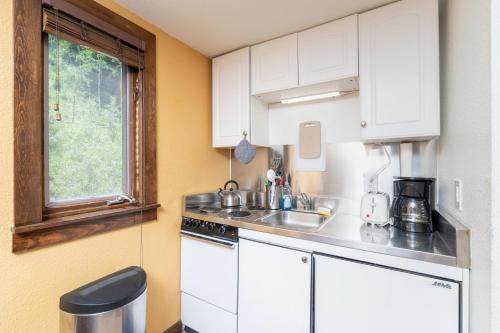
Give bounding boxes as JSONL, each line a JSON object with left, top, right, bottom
{"left": 182, "top": 293, "right": 237, "bottom": 333}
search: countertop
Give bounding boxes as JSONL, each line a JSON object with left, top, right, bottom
{"left": 182, "top": 193, "right": 470, "bottom": 269}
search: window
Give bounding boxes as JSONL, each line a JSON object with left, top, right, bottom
{"left": 13, "top": 0, "right": 158, "bottom": 252}
{"left": 46, "top": 36, "right": 129, "bottom": 204}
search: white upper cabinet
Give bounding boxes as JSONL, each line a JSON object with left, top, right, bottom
{"left": 212, "top": 47, "right": 250, "bottom": 148}
{"left": 298, "top": 14, "right": 358, "bottom": 86}
{"left": 251, "top": 34, "right": 299, "bottom": 95}
{"left": 359, "top": 0, "right": 440, "bottom": 141}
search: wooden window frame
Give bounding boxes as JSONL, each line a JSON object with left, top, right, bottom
{"left": 12, "top": 0, "right": 158, "bottom": 252}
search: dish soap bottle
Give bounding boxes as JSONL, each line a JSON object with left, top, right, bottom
{"left": 281, "top": 182, "right": 293, "bottom": 211}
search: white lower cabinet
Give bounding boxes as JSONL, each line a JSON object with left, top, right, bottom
{"left": 238, "top": 239, "right": 312, "bottom": 333}
{"left": 314, "top": 254, "right": 459, "bottom": 333}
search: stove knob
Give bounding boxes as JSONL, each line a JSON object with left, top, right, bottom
{"left": 208, "top": 224, "right": 215, "bottom": 232}
{"left": 183, "top": 219, "right": 192, "bottom": 227}
{"left": 193, "top": 220, "right": 201, "bottom": 228}
{"left": 219, "top": 226, "right": 227, "bottom": 234}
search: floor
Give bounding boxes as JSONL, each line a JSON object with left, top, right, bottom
{"left": 164, "top": 321, "right": 184, "bottom": 333}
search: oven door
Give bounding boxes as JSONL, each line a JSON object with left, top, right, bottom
{"left": 181, "top": 231, "right": 238, "bottom": 314}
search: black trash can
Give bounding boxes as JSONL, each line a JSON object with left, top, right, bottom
{"left": 60, "top": 266, "right": 147, "bottom": 333}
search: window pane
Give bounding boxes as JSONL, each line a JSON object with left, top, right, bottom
{"left": 47, "top": 35, "right": 128, "bottom": 202}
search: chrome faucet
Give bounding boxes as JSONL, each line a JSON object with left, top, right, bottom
{"left": 298, "top": 193, "right": 314, "bottom": 211}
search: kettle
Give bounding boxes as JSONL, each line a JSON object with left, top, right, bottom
{"left": 218, "top": 180, "right": 241, "bottom": 208}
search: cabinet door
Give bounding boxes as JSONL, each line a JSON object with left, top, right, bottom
{"left": 359, "top": 0, "right": 440, "bottom": 141}
{"left": 314, "top": 254, "right": 459, "bottom": 333}
{"left": 212, "top": 47, "right": 250, "bottom": 148}
{"left": 251, "top": 34, "right": 298, "bottom": 95}
{"left": 238, "top": 239, "right": 311, "bottom": 333}
{"left": 298, "top": 15, "right": 358, "bottom": 86}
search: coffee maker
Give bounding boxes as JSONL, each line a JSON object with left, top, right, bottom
{"left": 392, "top": 177, "right": 435, "bottom": 233}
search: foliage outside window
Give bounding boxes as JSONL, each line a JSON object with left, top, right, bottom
{"left": 47, "top": 35, "right": 129, "bottom": 203}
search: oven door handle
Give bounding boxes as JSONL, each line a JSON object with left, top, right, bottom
{"left": 180, "top": 231, "right": 236, "bottom": 249}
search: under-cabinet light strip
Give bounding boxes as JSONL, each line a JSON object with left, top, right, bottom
{"left": 280, "top": 91, "right": 359, "bottom": 105}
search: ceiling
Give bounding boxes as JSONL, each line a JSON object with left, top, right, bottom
{"left": 114, "top": 0, "right": 395, "bottom": 58}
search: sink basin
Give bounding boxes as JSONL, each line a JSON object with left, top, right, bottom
{"left": 258, "top": 211, "right": 329, "bottom": 231}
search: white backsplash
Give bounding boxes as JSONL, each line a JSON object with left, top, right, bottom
{"left": 268, "top": 94, "right": 361, "bottom": 145}
{"left": 232, "top": 141, "right": 437, "bottom": 207}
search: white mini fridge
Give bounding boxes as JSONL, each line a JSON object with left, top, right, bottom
{"left": 314, "top": 254, "right": 460, "bottom": 333}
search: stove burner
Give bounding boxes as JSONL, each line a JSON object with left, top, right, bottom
{"left": 199, "top": 206, "right": 222, "bottom": 213}
{"left": 229, "top": 211, "right": 251, "bottom": 218}
{"left": 247, "top": 205, "right": 265, "bottom": 211}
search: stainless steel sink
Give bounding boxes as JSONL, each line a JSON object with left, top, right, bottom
{"left": 258, "top": 211, "right": 329, "bottom": 231}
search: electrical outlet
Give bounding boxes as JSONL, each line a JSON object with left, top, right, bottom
{"left": 454, "top": 179, "right": 463, "bottom": 211}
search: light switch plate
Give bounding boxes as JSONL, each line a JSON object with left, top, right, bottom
{"left": 454, "top": 179, "right": 463, "bottom": 211}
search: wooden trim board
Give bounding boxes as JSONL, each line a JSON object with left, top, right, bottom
{"left": 13, "top": 0, "right": 158, "bottom": 252}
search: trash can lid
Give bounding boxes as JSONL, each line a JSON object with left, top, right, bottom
{"left": 60, "top": 266, "right": 147, "bottom": 314}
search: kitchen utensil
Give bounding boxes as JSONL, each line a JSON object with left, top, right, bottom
{"left": 276, "top": 175, "right": 284, "bottom": 187}
{"left": 217, "top": 180, "right": 241, "bottom": 208}
{"left": 259, "top": 176, "right": 270, "bottom": 191}
{"left": 392, "top": 177, "right": 436, "bottom": 233}
{"left": 271, "top": 155, "right": 281, "bottom": 171}
{"left": 360, "top": 192, "right": 390, "bottom": 226}
{"left": 299, "top": 121, "right": 321, "bottom": 159}
{"left": 295, "top": 123, "right": 326, "bottom": 171}
{"left": 266, "top": 169, "right": 276, "bottom": 183}
{"left": 234, "top": 131, "right": 256, "bottom": 164}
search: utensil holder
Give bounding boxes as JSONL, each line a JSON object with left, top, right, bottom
{"left": 265, "top": 185, "right": 282, "bottom": 210}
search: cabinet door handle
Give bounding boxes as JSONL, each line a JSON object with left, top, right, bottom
{"left": 360, "top": 121, "right": 367, "bottom": 128}
{"left": 301, "top": 256, "right": 308, "bottom": 263}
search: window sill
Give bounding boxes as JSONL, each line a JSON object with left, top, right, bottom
{"left": 12, "top": 203, "right": 160, "bottom": 253}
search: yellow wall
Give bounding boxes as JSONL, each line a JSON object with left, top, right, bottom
{"left": 0, "top": 0, "right": 228, "bottom": 331}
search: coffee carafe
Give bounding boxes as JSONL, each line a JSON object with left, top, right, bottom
{"left": 392, "top": 177, "right": 435, "bottom": 233}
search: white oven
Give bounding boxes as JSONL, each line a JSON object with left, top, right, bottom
{"left": 180, "top": 217, "right": 238, "bottom": 333}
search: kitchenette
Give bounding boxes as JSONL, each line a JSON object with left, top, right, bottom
{"left": 5, "top": 0, "right": 496, "bottom": 331}
{"left": 181, "top": 191, "right": 468, "bottom": 333}
{"left": 179, "top": 0, "right": 471, "bottom": 332}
